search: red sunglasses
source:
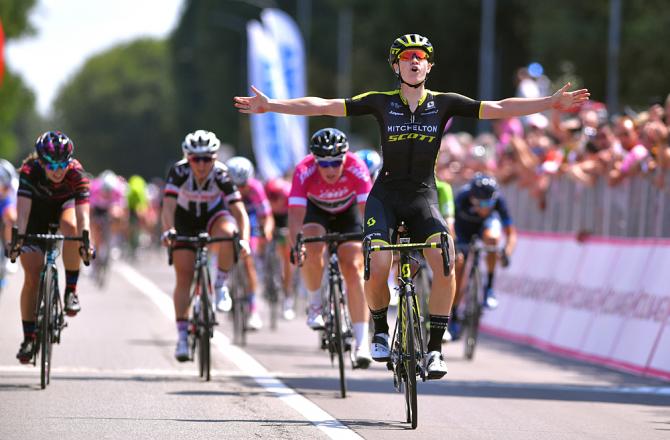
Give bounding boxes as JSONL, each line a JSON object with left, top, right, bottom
{"left": 398, "top": 49, "right": 428, "bottom": 62}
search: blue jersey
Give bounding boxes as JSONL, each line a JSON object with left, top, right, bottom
{"left": 454, "top": 184, "right": 512, "bottom": 243}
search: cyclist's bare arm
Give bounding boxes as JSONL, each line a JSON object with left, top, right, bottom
{"left": 161, "top": 197, "right": 177, "bottom": 232}
{"left": 234, "top": 85, "right": 345, "bottom": 117}
{"left": 260, "top": 213, "right": 275, "bottom": 242}
{"left": 503, "top": 225, "right": 517, "bottom": 255}
{"left": 228, "top": 200, "right": 250, "bottom": 242}
{"left": 480, "top": 82, "right": 589, "bottom": 119}
{"left": 287, "top": 206, "right": 306, "bottom": 248}
{"left": 75, "top": 202, "right": 90, "bottom": 233}
{"left": 16, "top": 196, "right": 32, "bottom": 235}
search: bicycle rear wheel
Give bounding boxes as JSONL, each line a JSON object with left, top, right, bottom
{"left": 331, "top": 281, "right": 347, "bottom": 398}
{"left": 402, "top": 291, "right": 418, "bottom": 429}
{"left": 463, "top": 265, "right": 482, "bottom": 360}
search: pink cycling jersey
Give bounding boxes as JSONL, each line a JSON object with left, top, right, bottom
{"left": 243, "top": 177, "right": 272, "bottom": 217}
{"left": 90, "top": 177, "right": 126, "bottom": 210}
{"left": 289, "top": 152, "right": 371, "bottom": 214}
{"left": 265, "top": 178, "right": 291, "bottom": 216}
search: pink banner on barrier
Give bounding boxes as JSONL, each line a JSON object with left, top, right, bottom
{"left": 482, "top": 231, "right": 670, "bottom": 381}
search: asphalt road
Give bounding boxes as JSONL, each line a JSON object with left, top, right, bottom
{"left": 1, "top": 248, "right": 668, "bottom": 439}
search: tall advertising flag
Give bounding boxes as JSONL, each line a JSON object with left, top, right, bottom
{"left": 247, "top": 20, "right": 295, "bottom": 179}
{"left": 261, "top": 9, "right": 307, "bottom": 167}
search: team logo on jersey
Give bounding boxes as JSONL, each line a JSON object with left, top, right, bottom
{"left": 387, "top": 133, "right": 436, "bottom": 143}
{"left": 367, "top": 217, "right": 376, "bottom": 227}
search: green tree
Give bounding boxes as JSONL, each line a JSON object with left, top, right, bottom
{"left": 0, "top": 0, "right": 40, "bottom": 161}
{"left": 53, "top": 38, "right": 178, "bottom": 177}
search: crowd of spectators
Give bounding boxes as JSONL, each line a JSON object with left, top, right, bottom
{"left": 436, "top": 65, "right": 670, "bottom": 210}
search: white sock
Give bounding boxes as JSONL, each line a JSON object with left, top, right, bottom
{"left": 353, "top": 322, "right": 369, "bottom": 351}
{"left": 307, "top": 288, "right": 322, "bottom": 308}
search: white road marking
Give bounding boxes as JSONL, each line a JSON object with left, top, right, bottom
{"left": 115, "top": 262, "right": 363, "bottom": 440}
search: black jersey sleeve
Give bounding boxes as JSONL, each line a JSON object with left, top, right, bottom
{"left": 344, "top": 91, "right": 387, "bottom": 117}
{"left": 164, "top": 162, "right": 187, "bottom": 198}
{"left": 213, "top": 166, "right": 242, "bottom": 204}
{"left": 436, "top": 93, "right": 482, "bottom": 119}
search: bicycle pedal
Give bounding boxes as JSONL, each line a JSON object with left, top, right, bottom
{"left": 386, "top": 361, "right": 394, "bottom": 371}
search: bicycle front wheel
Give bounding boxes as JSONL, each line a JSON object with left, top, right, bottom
{"left": 463, "top": 266, "right": 482, "bottom": 360}
{"left": 402, "top": 291, "right": 418, "bottom": 429}
{"left": 231, "top": 266, "right": 247, "bottom": 346}
{"left": 331, "top": 281, "right": 347, "bottom": 398}
{"left": 39, "top": 268, "right": 56, "bottom": 389}
{"left": 198, "top": 269, "right": 212, "bottom": 381}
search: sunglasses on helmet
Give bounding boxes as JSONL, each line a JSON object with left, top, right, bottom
{"left": 316, "top": 157, "right": 344, "bottom": 168}
{"left": 398, "top": 49, "right": 428, "bottom": 61}
{"left": 42, "top": 159, "right": 71, "bottom": 171}
{"left": 189, "top": 155, "right": 214, "bottom": 164}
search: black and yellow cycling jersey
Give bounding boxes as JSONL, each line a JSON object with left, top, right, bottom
{"left": 345, "top": 89, "right": 482, "bottom": 186}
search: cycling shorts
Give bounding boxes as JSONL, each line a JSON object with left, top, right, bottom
{"left": 364, "top": 180, "right": 448, "bottom": 244}
{"left": 21, "top": 198, "right": 75, "bottom": 253}
{"left": 303, "top": 200, "right": 362, "bottom": 235}
{"left": 174, "top": 201, "right": 233, "bottom": 251}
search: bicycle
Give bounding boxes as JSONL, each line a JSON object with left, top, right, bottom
{"left": 228, "top": 255, "right": 250, "bottom": 346}
{"left": 292, "top": 231, "right": 362, "bottom": 398}
{"left": 363, "top": 225, "right": 451, "bottom": 429}
{"left": 9, "top": 224, "right": 92, "bottom": 389}
{"left": 262, "top": 233, "right": 284, "bottom": 330}
{"left": 91, "top": 213, "right": 111, "bottom": 288}
{"left": 167, "top": 232, "right": 239, "bottom": 381}
{"left": 458, "top": 239, "right": 504, "bottom": 361}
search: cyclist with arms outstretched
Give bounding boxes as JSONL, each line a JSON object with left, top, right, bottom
{"left": 234, "top": 33, "right": 589, "bottom": 378}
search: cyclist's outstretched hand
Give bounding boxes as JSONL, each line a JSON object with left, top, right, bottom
{"left": 234, "top": 85, "right": 269, "bottom": 114}
{"left": 550, "top": 82, "right": 590, "bottom": 111}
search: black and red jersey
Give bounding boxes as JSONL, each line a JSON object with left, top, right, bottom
{"left": 18, "top": 159, "right": 90, "bottom": 205}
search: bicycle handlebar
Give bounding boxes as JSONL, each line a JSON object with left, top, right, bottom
{"left": 167, "top": 231, "right": 240, "bottom": 266}
{"left": 9, "top": 226, "right": 94, "bottom": 266}
{"left": 290, "top": 231, "right": 364, "bottom": 267}
{"left": 362, "top": 232, "right": 452, "bottom": 281}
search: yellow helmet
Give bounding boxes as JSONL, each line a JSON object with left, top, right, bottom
{"left": 388, "top": 34, "right": 434, "bottom": 66}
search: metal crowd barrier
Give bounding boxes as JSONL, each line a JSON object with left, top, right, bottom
{"left": 502, "top": 171, "right": 670, "bottom": 238}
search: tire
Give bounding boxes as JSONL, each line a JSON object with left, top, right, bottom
{"left": 199, "top": 269, "right": 212, "bottom": 381}
{"left": 231, "top": 266, "right": 247, "bottom": 347}
{"left": 264, "top": 246, "right": 280, "bottom": 331}
{"left": 40, "top": 268, "right": 56, "bottom": 389}
{"left": 403, "top": 289, "right": 418, "bottom": 429}
{"left": 331, "top": 281, "right": 347, "bottom": 398}
{"left": 463, "top": 266, "right": 482, "bottom": 360}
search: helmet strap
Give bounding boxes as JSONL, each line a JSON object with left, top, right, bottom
{"left": 396, "top": 71, "right": 426, "bottom": 89}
